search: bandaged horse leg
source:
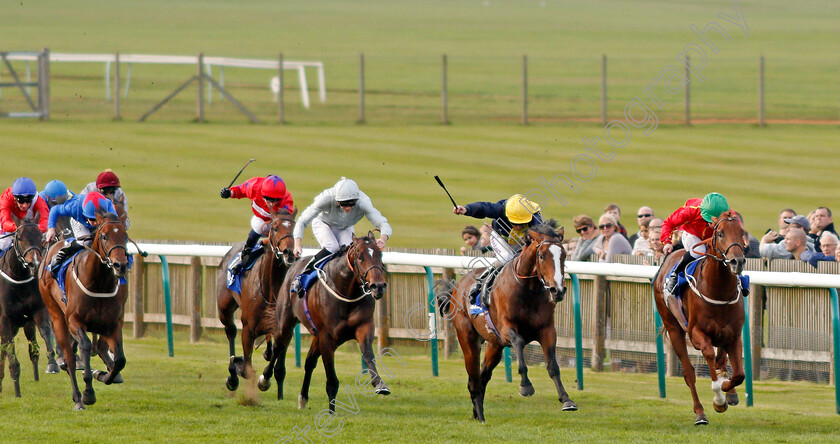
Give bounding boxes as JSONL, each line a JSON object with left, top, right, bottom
{"left": 23, "top": 322, "right": 40, "bottom": 381}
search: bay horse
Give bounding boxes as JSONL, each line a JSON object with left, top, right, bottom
{"left": 38, "top": 209, "right": 130, "bottom": 410}
{"left": 0, "top": 222, "right": 54, "bottom": 397}
{"left": 259, "top": 232, "right": 390, "bottom": 411}
{"left": 216, "top": 208, "right": 297, "bottom": 391}
{"left": 439, "top": 222, "right": 576, "bottom": 423}
{"left": 653, "top": 211, "right": 746, "bottom": 425}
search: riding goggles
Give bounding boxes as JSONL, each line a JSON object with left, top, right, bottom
{"left": 338, "top": 199, "right": 358, "bottom": 208}
{"left": 14, "top": 195, "right": 34, "bottom": 204}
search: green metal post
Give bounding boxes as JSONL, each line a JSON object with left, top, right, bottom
{"left": 571, "top": 274, "right": 583, "bottom": 390}
{"left": 294, "top": 324, "right": 301, "bottom": 368}
{"left": 159, "top": 255, "right": 174, "bottom": 357}
{"left": 742, "top": 295, "right": 754, "bottom": 407}
{"left": 424, "top": 267, "right": 439, "bottom": 377}
{"left": 830, "top": 288, "right": 840, "bottom": 414}
{"left": 504, "top": 348, "right": 512, "bottom": 382}
{"left": 653, "top": 285, "right": 666, "bottom": 398}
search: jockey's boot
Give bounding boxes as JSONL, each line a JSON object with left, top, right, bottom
{"left": 292, "top": 247, "right": 331, "bottom": 297}
{"left": 49, "top": 240, "right": 84, "bottom": 278}
{"left": 232, "top": 230, "right": 261, "bottom": 276}
{"left": 469, "top": 262, "right": 502, "bottom": 307}
{"left": 664, "top": 252, "right": 693, "bottom": 304}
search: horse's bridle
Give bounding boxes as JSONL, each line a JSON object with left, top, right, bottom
{"left": 346, "top": 239, "right": 387, "bottom": 297}
{"left": 703, "top": 216, "right": 745, "bottom": 269}
{"left": 268, "top": 216, "right": 296, "bottom": 264}
{"left": 13, "top": 223, "right": 44, "bottom": 270}
{"left": 513, "top": 239, "right": 564, "bottom": 291}
{"left": 90, "top": 220, "right": 129, "bottom": 270}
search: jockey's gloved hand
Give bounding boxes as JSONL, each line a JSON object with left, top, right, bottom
{"left": 220, "top": 187, "right": 232, "bottom": 199}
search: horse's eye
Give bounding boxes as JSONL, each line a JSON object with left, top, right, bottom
{"left": 538, "top": 253, "right": 544, "bottom": 260}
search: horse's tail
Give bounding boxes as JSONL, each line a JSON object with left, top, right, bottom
{"left": 434, "top": 279, "right": 456, "bottom": 317}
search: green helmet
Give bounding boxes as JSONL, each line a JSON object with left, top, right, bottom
{"left": 700, "top": 192, "right": 729, "bottom": 222}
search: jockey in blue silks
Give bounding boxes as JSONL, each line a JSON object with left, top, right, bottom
{"left": 45, "top": 191, "right": 116, "bottom": 277}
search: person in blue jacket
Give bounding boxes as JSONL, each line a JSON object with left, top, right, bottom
{"left": 45, "top": 191, "right": 116, "bottom": 277}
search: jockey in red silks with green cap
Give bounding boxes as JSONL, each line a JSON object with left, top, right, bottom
{"left": 660, "top": 192, "right": 745, "bottom": 299}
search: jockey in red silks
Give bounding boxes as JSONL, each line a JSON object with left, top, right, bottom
{"left": 220, "top": 175, "right": 294, "bottom": 274}
{"left": 660, "top": 192, "right": 747, "bottom": 300}
{"left": 0, "top": 177, "right": 49, "bottom": 253}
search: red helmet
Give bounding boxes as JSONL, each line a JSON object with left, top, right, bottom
{"left": 261, "top": 175, "right": 288, "bottom": 199}
{"left": 96, "top": 170, "right": 121, "bottom": 188}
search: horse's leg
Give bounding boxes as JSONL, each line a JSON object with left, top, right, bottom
{"left": 453, "top": 314, "right": 484, "bottom": 422}
{"left": 23, "top": 321, "right": 40, "bottom": 382}
{"left": 508, "top": 330, "right": 534, "bottom": 397}
{"left": 691, "top": 327, "right": 728, "bottom": 414}
{"left": 318, "top": 335, "right": 340, "bottom": 413}
{"left": 666, "top": 325, "right": 707, "bottom": 425}
{"left": 34, "top": 308, "right": 59, "bottom": 374}
{"left": 263, "top": 336, "right": 273, "bottom": 362}
{"left": 298, "top": 335, "right": 321, "bottom": 410}
{"left": 0, "top": 328, "right": 5, "bottom": 393}
{"left": 355, "top": 322, "right": 389, "bottom": 395}
{"left": 219, "top": 292, "right": 239, "bottom": 391}
{"left": 539, "top": 327, "right": 577, "bottom": 411}
{"left": 72, "top": 326, "right": 96, "bottom": 406}
{"left": 722, "top": 336, "right": 746, "bottom": 406}
{"left": 93, "top": 331, "right": 126, "bottom": 385}
{"left": 52, "top": 312, "right": 84, "bottom": 409}
{"left": 477, "top": 341, "right": 504, "bottom": 410}
{"left": 0, "top": 322, "right": 21, "bottom": 397}
{"left": 714, "top": 347, "right": 736, "bottom": 405}
{"left": 241, "top": 327, "right": 256, "bottom": 379}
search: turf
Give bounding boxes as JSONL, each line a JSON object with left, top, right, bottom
{"left": 0, "top": 330, "right": 836, "bottom": 443}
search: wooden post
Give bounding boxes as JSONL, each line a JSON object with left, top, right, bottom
{"left": 601, "top": 54, "right": 607, "bottom": 126}
{"left": 132, "top": 254, "right": 145, "bottom": 338}
{"left": 190, "top": 256, "right": 202, "bottom": 343}
{"left": 441, "top": 54, "right": 448, "bottom": 125}
{"left": 277, "top": 53, "right": 284, "bottom": 124}
{"left": 114, "top": 52, "right": 121, "bottom": 120}
{"left": 358, "top": 53, "right": 365, "bottom": 124}
{"left": 521, "top": 55, "right": 528, "bottom": 125}
{"left": 591, "top": 275, "right": 607, "bottom": 371}
{"left": 758, "top": 55, "right": 765, "bottom": 126}
{"left": 751, "top": 284, "right": 764, "bottom": 380}
{"left": 377, "top": 289, "right": 389, "bottom": 354}
{"left": 684, "top": 55, "right": 690, "bottom": 126}
{"left": 197, "top": 53, "right": 205, "bottom": 123}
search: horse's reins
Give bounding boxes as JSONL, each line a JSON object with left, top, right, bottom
{"left": 685, "top": 216, "right": 745, "bottom": 306}
{"left": 0, "top": 224, "right": 43, "bottom": 285}
{"left": 512, "top": 239, "right": 563, "bottom": 292}
{"left": 69, "top": 219, "right": 129, "bottom": 298}
{"left": 316, "top": 239, "right": 386, "bottom": 303}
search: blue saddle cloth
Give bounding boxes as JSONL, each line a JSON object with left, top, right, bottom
{"left": 295, "top": 252, "right": 339, "bottom": 296}
{"left": 469, "top": 295, "right": 486, "bottom": 316}
{"left": 669, "top": 257, "right": 749, "bottom": 298}
{"left": 225, "top": 244, "right": 265, "bottom": 294}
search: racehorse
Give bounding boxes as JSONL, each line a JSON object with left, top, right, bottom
{"left": 653, "top": 210, "right": 746, "bottom": 425}
{"left": 216, "top": 208, "right": 297, "bottom": 391}
{"left": 439, "top": 222, "right": 577, "bottom": 423}
{"left": 38, "top": 209, "right": 130, "bottom": 410}
{"left": 0, "top": 222, "right": 55, "bottom": 396}
{"left": 259, "top": 232, "right": 390, "bottom": 411}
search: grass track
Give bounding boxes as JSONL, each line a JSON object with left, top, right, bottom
{"left": 0, "top": 331, "right": 837, "bottom": 443}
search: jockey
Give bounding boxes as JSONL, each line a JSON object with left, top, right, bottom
{"left": 45, "top": 192, "right": 116, "bottom": 276}
{"left": 661, "top": 192, "right": 747, "bottom": 299}
{"left": 81, "top": 169, "right": 130, "bottom": 229}
{"left": 39, "top": 179, "right": 75, "bottom": 208}
{"left": 0, "top": 177, "right": 49, "bottom": 252}
{"left": 220, "top": 175, "right": 294, "bottom": 275}
{"left": 454, "top": 194, "right": 544, "bottom": 301}
{"left": 289, "top": 177, "right": 391, "bottom": 296}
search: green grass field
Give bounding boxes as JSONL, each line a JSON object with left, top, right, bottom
{"left": 0, "top": 331, "right": 837, "bottom": 443}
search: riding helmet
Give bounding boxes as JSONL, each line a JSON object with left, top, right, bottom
{"left": 505, "top": 194, "right": 540, "bottom": 224}
{"left": 12, "top": 177, "right": 37, "bottom": 196}
{"left": 333, "top": 177, "right": 360, "bottom": 202}
{"left": 700, "top": 192, "right": 729, "bottom": 223}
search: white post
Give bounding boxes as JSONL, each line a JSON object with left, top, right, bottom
{"left": 105, "top": 60, "right": 112, "bottom": 101}
{"left": 297, "top": 66, "right": 310, "bottom": 109}
{"left": 317, "top": 63, "right": 326, "bottom": 103}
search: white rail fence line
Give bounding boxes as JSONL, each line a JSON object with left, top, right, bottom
{"left": 4, "top": 52, "right": 325, "bottom": 109}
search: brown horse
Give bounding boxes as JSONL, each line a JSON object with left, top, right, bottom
{"left": 653, "top": 211, "right": 746, "bottom": 425}
{"left": 439, "top": 222, "right": 577, "bottom": 423}
{"left": 259, "top": 232, "right": 390, "bottom": 411}
{"left": 38, "top": 210, "right": 130, "bottom": 410}
{"left": 216, "top": 208, "right": 297, "bottom": 391}
{"left": 0, "top": 222, "right": 52, "bottom": 397}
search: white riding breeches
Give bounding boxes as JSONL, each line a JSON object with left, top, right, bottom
{"left": 251, "top": 215, "right": 270, "bottom": 236}
{"left": 682, "top": 231, "right": 706, "bottom": 259}
{"left": 311, "top": 217, "right": 354, "bottom": 253}
{"left": 70, "top": 219, "right": 93, "bottom": 246}
{"left": 0, "top": 233, "right": 11, "bottom": 252}
{"left": 489, "top": 229, "right": 517, "bottom": 264}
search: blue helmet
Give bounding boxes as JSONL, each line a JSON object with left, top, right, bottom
{"left": 43, "top": 180, "right": 68, "bottom": 199}
{"left": 12, "top": 177, "right": 37, "bottom": 196}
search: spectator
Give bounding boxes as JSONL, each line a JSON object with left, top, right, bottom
{"left": 801, "top": 232, "right": 839, "bottom": 268}
{"left": 760, "top": 215, "right": 815, "bottom": 259}
{"left": 647, "top": 218, "right": 665, "bottom": 262}
{"left": 807, "top": 210, "right": 820, "bottom": 242}
{"left": 734, "top": 211, "right": 760, "bottom": 259}
{"left": 570, "top": 215, "right": 599, "bottom": 261}
{"left": 769, "top": 208, "right": 796, "bottom": 244}
{"left": 593, "top": 213, "right": 632, "bottom": 263}
{"left": 460, "top": 225, "right": 491, "bottom": 255}
{"left": 811, "top": 207, "right": 837, "bottom": 244}
{"left": 604, "top": 203, "right": 628, "bottom": 239}
{"left": 784, "top": 229, "right": 808, "bottom": 261}
{"left": 628, "top": 206, "right": 654, "bottom": 246}
{"left": 632, "top": 218, "right": 653, "bottom": 256}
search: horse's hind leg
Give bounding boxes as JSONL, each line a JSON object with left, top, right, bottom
{"left": 722, "top": 337, "right": 746, "bottom": 406}
{"left": 0, "top": 321, "right": 22, "bottom": 397}
{"left": 34, "top": 309, "right": 59, "bottom": 374}
{"left": 508, "top": 330, "right": 534, "bottom": 397}
{"left": 356, "top": 322, "right": 389, "bottom": 395}
{"left": 539, "top": 327, "right": 577, "bottom": 411}
{"left": 318, "top": 335, "right": 340, "bottom": 413}
{"left": 23, "top": 321, "right": 40, "bottom": 381}
{"left": 263, "top": 336, "right": 273, "bottom": 362}
{"left": 453, "top": 314, "right": 484, "bottom": 422}
{"left": 479, "top": 342, "right": 504, "bottom": 402}
{"left": 666, "top": 324, "right": 707, "bottom": 425}
{"left": 298, "top": 335, "right": 321, "bottom": 410}
{"left": 72, "top": 327, "right": 96, "bottom": 406}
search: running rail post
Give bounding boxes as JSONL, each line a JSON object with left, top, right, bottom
{"left": 652, "top": 283, "right": 666, "bottom": 398}
{"left": 571, "top": 274, "right": 584, "bottom": 390}
{"left": 742, "top": 294, "right": 754, "bottom": 407}
{"left": 160, "top": 255, "right": 174, "bottom": 357}
{"left": 294, "top": 324, "right": 301, "bottom": 368}
{"left": 831, "top": 288, "right": 840, "bottom": 414}
{"left": 424, "top": 267, "right": 439, "bottom": 377}
{"left": 504, "top": 348, "right": 512, "bottom": 382}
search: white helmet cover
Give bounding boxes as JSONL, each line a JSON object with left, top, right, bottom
{"left": 333, "top": 177, "right": 360, "bottom": 201}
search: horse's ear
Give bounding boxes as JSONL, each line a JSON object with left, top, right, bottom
{"left": 368, "top": 230, "right": 375, "bottom": 240}
{"left": 351, "top": 233, "right": 358, "bottom": 242}
{"left": 291, "top": 206, "right": 298, "bottom": 218}
{"left": 557, "top": 226, "right": 565, "bottom": 241}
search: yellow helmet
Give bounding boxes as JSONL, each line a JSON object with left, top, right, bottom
{"left": 505, "top": 194, "right": 541, "bottom": 224}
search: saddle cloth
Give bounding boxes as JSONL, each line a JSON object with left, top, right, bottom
{"left": 225, "top": 244, "right": 265, "bottom": 294}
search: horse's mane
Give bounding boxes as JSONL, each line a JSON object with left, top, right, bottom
{"left": 530, "top": 218, "right": 560, "bottom": 237}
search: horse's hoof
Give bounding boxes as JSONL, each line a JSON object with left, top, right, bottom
{"left": 713, "top": 402, "right": 728, "bottom": 413}
{"left": 257, "top": 375, "right": 271, "bottom": 392}
{"left": 110, "top": 374, "right": 124, "bottom": 384}
{"left": 82, "top": 390, "right": 96, "bottom": 406}
{"left": 375, "top": 384, "right": 391, "bottom": 396}
{"left": 226, "top": 376, "right": 239, "bottom": 392}
{"left": 57, "top": 358, "right": 67, "bottom": 371}
{"left": 561, "top": 400, "right": 578, "bottom": 411}
{"left": 519, "top": 384, "right": 535, "bottom": 397}
{"left": 46, "top": 362, "right": 60, "bottom": 374}
{"left": 694, "top": 413, "right": 709, "bottom": 425}
{"left": 726, "top": 393, "right": 739, "bottom": 406}
{"left": 73, "top": 402, "right": 86, "bottom": 411}
{"left": 298, "top": 395, "right": 308, "bottom": 410}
